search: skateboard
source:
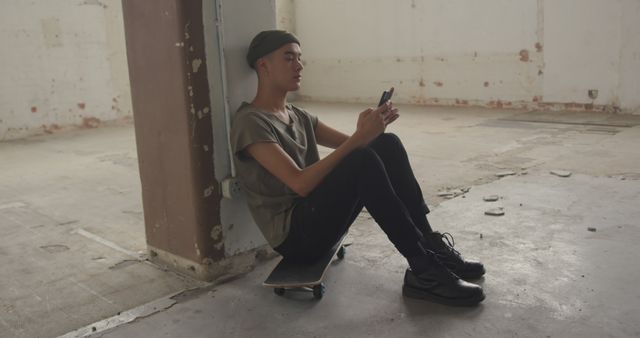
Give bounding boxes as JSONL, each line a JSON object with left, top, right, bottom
{"left": 263, "top": 236, "right": 348, "bottom": 300}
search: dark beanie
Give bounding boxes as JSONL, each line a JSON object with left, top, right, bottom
{"left": 246, "top": 30, "right": 300, "bottom": 69}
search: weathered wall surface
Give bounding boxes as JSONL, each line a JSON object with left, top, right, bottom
{"left": 205, "top": 0, "right": 278, "bottom": 256}
{"left": 287, "top": 0, "right": 640, "bottom": 113}
{"left": 618, "top": 0, "right": 640, "bottom": 112}
{"left": 0, "top": 0, "right": 132, "bottom": 141}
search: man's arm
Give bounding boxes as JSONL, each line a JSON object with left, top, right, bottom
{"left": 315, "top": 120, "right": 349, "bottom": 149}
{"left": 246, "top": 103, "right": 398, "bottom": 197}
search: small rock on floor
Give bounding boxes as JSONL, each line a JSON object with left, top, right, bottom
{"left": 483, "top": 195, "right": 500, "bottom": 202}
{"left": 550, "top": 170, "right": 572, "bottom": 177}
{"left": 588, "top": 227, "right": 597, "bottom": 232}
{"left": 485, "top": 207, "right": 505, "bottom": 216}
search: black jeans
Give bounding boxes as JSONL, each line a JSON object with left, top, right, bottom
{"left": 274, "top": 133, "right": 432, "bottom": 263}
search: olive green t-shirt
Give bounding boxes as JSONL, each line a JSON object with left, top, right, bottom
{"left": 230, "top": 102, "right": 320, "bottom": 247}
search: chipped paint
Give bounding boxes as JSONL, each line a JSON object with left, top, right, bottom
{"left": 42, "top": 124, "right": 61, "bottom": 134}
{"left": 192, "top": 58, "right": 202, "bottom": 73}
{"left": 82, "top": 117, "right": 101, "bottom": 128}
{"left": 2, "top": 1, "right": 133, "bottom": 141}
{"left": 210, "top": 225, "right": 223, "bottom": 241}
{"left": 535, "top": 42, "right": 543, "bottom": 52}
{"left": 203, "top": 185, "right": 215, "bottom": 197}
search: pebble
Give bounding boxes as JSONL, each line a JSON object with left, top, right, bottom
{"left": 485, "top": 207, "right": 505, "bottom": 216}
{"left": 496, "top": 171, "right": 516, "bottom": 177}
{"left": 550, "top": 170, "right": 572, "bottom": 177}
{"left": 483, "top": 195, "right": 500, "bottom": 202}
{"left": 588, "top": 227, "right": 597, "bottom": 232}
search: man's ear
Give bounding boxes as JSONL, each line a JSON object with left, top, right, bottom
{"left": 255, "top": 57, "right": 269, "bottom": 75}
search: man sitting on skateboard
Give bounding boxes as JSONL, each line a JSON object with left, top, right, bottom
{"left": 230, "top": 30, "right": 486, "bottom": 306}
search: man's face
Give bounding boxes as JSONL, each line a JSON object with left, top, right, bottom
{"left": 259, "top": 43, "right": 303, "bottom": 92}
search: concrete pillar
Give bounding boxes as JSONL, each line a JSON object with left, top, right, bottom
{"left": 121, "top": 0, "right": 224, "bottom": 280}
{"left": 121, "top": 0, "right": 277, "bottom": 281}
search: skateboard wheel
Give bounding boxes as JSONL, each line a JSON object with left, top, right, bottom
{"left": 313, "top": 284, "right": 325, "bottom": 300}
{"left": 337, "top": 246, "right": 346, "bottom": 259}
{"left": 274, "top": 288, "right": 285, "bottom": 296}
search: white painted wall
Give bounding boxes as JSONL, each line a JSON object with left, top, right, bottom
{"left": 619, "top": 0, "right": 640, "bottom": 111}
{"left": 204, "top": 0, "right": 278, "bottom": 256}
{"left": 0, "top": 0, "right": 132, "bottom": 141}
{"left": 544, "top": 0, "right": 620, "bottom": 105}
{"left": 287, "top": 0, "right": 640, "bottom": 113}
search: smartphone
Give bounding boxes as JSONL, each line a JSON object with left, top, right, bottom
{"left": 377, "top": 88, "right": 395, "bottom": 107}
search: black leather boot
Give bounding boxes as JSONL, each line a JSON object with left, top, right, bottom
{"left": 403, "top": 253, "right": 485, "bottom": 306}
{"left": 423, "top": 231, "right": 486, "bottom": 280}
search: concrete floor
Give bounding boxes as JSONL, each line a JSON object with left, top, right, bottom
{"left": 0, "top": 126, "right": 205, "bottom": 338}
{"left": 2, "top": 103, "right": 640, "bottom": 337}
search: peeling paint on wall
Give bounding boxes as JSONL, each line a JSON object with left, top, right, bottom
{"left": 82, "top": 117, "right": 101, "bottom": 128}
{"left": 1, "top": 1, "right": 133, "bottom": 141}
{"left": 291, "top": 0, "right": 639, "bottom": 113}
{"left": 192, "top": 59, "right": 202, "bottom": 73}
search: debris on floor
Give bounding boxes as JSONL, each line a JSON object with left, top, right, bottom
{"left": 437, "top": 187, "right": 471, "bottom": 199}
{"left": 437, "top": 191, "right": 456, "bottom": 198}
{"left": 40, "top": 244, "right": 70, "bottom": 253}
{"left": 588, "top": 227, "right": 597, "bottom": 232}
{"left": 550, "top": 170, "right": 572, "bottom": 177}
{"left": 484, "top": 207, "right": 505, "bottom": 216}
{"left": 483, "top": 195, "right": 500, "bottom": 202}
{"left": 496, "top": 171, "right": 517, "bottom": 177}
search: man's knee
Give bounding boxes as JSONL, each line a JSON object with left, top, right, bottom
{"left": 380, "top": 132, "right": 401, "bottom": 143}
{"left": 348, "top": 146, "right": 377, "bottom": 160}
{"left": 371, "top": 132, "right": 403, "bottom": 152}
{"left": 344, "top": 147, "right": 384, "bottom": 170}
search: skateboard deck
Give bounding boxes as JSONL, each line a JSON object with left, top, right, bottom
{"left": 263, "top": 235, "right": 347, "bottom": 299}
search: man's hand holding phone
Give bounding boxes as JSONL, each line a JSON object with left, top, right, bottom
{"left": 353, "top": 87, "right": 401, "bottom": 146}
{"left": 378, "top": 87, "right": 399, "bottom": 126}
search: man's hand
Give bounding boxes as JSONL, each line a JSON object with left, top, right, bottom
{"left": 353, "top": 101, "right": 400, "bottom": 146}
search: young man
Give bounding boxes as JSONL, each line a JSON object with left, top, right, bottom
{"left": 230, "top": 30, "right": 486, "bottom": 306}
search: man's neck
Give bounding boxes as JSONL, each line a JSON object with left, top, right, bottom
{"left": 251, "top": 85, "right": 288, "bottom": 113}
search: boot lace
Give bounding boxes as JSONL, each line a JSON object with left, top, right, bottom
{"left": 438, "top": 232, "right": 461, "bottom": 257}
